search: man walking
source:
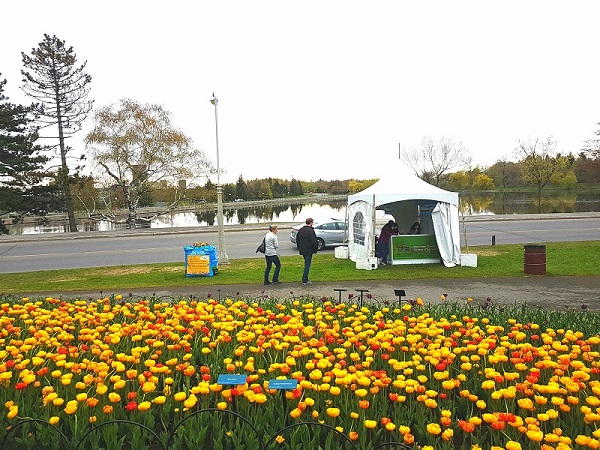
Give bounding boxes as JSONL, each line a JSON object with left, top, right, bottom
{"left": 296, "top": 217, "right": 319, "bottom": 285}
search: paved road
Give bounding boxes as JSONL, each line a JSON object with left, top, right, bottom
{"left": 1, "top": 213, "right": 599, "bottom": 273}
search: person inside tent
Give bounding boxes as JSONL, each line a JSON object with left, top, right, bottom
{"left": 378, "top": 220, "right": 399, "bottom": 265}
{"left": 408, "top": 221, "right": 422, "bottom": 234}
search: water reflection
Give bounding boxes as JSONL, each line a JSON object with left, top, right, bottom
{"left": 6, "top": 192, "right": 600, "bottom": 235}
{"left": 460, "top": 191, "right": 598, "bottom": 215}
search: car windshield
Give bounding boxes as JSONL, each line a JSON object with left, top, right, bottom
{"left": 317, "top": 222, "right": 337, "bottom": 230}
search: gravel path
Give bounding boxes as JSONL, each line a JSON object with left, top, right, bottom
{"left": 44, "top": 275, "right": 600, "bottom": 312}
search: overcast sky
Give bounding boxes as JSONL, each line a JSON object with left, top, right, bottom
{"left": 2, "top": 1, "right": 599, "bottom": 184}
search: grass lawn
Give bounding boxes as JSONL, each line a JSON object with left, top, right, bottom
{"left": 0, "top": 241, "right": 599, "bottom": 294}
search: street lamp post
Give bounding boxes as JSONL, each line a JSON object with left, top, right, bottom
{"left": 210, "top": 93, "right": 229, "bottom": 264}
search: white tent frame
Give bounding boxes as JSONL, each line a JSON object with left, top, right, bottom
{"left": 347, "top": 170, "right": 462, "bottom": 267}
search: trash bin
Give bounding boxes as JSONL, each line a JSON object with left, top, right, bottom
{"left": 202, "top": 245, "right": 219, "bottom": 275}
{"left": 184, "top": 245, "right": 218, "bottom": 277}
{"left": 524, "top": 244, "right": 546, "bottom": 275}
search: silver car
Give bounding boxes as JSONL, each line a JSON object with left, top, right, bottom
{"left": 290, "top": 219, "right": 347, "bottom": 251}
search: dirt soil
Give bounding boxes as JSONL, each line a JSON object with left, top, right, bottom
{"left": 49, "top": 276, "right": 600, "bottom": 312}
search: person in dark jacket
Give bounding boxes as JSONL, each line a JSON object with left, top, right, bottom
{"left": 296, "top": 217, "right": 319, "bottom": 285}
{"left": 378, "top": 220, "right": 398, "bottom": 265}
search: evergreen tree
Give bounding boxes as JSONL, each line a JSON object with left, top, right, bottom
{"left": 270, "top": 178, "right": 288, "bottom": 198}
{"left": 21, "top": 34, "right": 93, "bottom": 232}
{"left": 235, "top": 175, "right": 247, "bottom": 200}
{"left": 289, "top": 177, "right": 303, "bottom": 196}
{"left": 0, "top": 75, "right": 51, "bottom": 233}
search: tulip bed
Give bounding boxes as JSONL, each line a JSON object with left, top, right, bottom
{"left": 0, "top": 293, "right": 599, "bottom": 450}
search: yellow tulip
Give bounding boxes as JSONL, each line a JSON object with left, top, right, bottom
{"left": 184, "top": 394, "right": 198, "bottom": 409}
{"left": 441, "top": 428, "right": 454, "bottom": 441}
{"left": 426, "top": 423, "right": 441, "bottom": 435}
{"left": 64, "top": 400, "right": 78, "bottom": 415}
{"left": 142, "top": 381, "right": 156, "bottom": 393}
{"left": 526, "top": 429, "right": 544, "bottom": 442}
{"left": 138, "top": 401, "right": 152, "bottom": 411}
{"left": 364, "top": 420, "right": 377, "bottom": 429}
{"left": 7, "top": 406, "right": 18, "bottom": 419}
{"left": 174, "top": 391, "right": 187, "bottom": 402}
{"left": 153, "top": 396, "right": 166, "bottom": 405}
{"left": 326, "top": 408, "right": 340, "bottom": 418}
{"left": 355, "top": 388, "right": 368, "bottom": 397}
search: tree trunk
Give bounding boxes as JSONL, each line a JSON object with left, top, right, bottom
{"left": 127, "top": 202, "right": 137, "bottom": 229}
{"left": 55, "top": 79, "right": 78, "bottom": 233}
{"left": 65, "top": 185, "right": 78, "bottom": 232}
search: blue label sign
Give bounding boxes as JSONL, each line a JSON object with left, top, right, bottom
{"left": 217, "top": 374, "right": 247, "bottom": 385}
{"left": 268, "top": 379, "right": 298, "bottom": 390}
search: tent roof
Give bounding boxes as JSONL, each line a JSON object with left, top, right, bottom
{"left": 348, "top": 166, "right": 459, "bottom": 207}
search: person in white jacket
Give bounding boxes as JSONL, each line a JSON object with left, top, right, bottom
{"left": 264, "top": 225, "right": 281, "bottom": 285}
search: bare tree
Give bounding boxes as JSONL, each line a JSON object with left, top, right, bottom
{"left": 487, "top": 154, "right": 523, "bottom": 189}
{"left": 21, "top": 34, "right": 93, "bottom": 232}
{"left": 583, "top": 121, "right": 600, "bottom": 159}
{"left": 84, "top": 99, "right": 214, "bottom": 228}
{"left": 515, "top": 136, "right": 568, "bottom": 212}
{"left": 401, "top": 136, "right": 471, "bottom": 186}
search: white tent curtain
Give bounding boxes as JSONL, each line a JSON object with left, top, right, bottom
{"left": 431, "top": 202, "right": 462, "bottom": 267}
{"left": 348, "top": 200, "right": 373, "bottom": 261}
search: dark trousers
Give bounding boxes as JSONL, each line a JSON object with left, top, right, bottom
{"left": 378, "top": 240, "right": 390, "bottom": 262}
{"left": 264, "top": 255, "right": 281, "bottom": 283}
{"left": 301, "top": 253, "right": 313, "bottom": 283}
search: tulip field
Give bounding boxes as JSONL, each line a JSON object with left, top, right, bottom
{"left": 1, "top": 293, "right": 599, "bottom": 450}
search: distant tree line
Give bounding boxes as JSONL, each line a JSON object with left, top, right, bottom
{"left": 445, "top": 151, "right": 599, "bottom": 191}
{"left": 80, "top": 176, "right": 376, "bottom": 209}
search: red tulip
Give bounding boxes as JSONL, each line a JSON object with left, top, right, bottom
{"left": 125, "top": 401, "right": 138, "bottom": 412}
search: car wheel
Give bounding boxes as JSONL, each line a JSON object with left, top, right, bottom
{"left": 317, "top": 238, "right": 325, "bottom": 251}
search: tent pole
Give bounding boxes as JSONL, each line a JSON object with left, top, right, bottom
{"left": 371, "top": 194, "right": 376, "bottom": 258}
{"left": 344, "top": 202, "right": 349, "bottom": 245}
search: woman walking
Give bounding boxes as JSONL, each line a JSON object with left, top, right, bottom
{"left": 264, "top": 225, "right": 281, "bottom": 285}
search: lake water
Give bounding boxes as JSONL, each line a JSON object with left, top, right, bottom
{"left": 7, "top": 190, "right": 600, "bottom": 235}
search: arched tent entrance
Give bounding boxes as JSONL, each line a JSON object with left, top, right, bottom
{"left": 347, "top": 166, "right": 461, "bottom": 267}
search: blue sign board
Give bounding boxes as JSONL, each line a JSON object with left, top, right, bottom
{"left": 217, "top": 374, "right": 248, "bottom": 385}
{"left": 268, "top": 379, "right": 298, "bottom": 390}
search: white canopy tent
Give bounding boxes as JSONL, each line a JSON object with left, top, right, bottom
{"left": 346, "top": 166, "right": 462, "bottom": 267}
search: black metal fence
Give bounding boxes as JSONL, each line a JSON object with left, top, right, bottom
{"left": 1, "top": 409, "right": 415, "bottom": 450}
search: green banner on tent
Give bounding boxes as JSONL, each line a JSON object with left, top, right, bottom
{"left": 390, "top": 234, "right": 440, "bottom": 264}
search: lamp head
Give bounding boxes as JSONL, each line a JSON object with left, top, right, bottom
{"left": 210, "top": 93, "right": 218, "bottom": 106}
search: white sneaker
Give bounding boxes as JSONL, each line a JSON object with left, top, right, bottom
{"left": 302, "top": 281, "right": 312, "bottom": 285}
